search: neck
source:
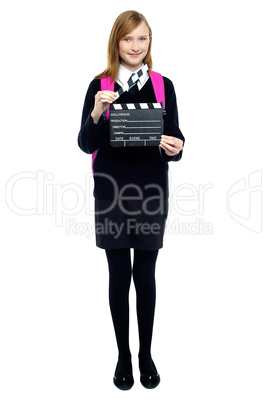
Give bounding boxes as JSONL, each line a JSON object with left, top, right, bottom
{"left": 120, "top": 62, "right": 143, "bottom": 73}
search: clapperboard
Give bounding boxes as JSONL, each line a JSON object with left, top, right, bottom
{"left": 108, "top": 64, "right": 164, "bottom": 147}
{"left": 109, "top": 103, "right": 164, "bottom": 147}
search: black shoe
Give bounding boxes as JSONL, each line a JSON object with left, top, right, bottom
{"left": 113, "top": 374, "right": 134, "bottom": 391}
{"left": 140, "top": 373, "right": 160, "bottom": 389}
{"left": 139, "top": 358, "right": 160, "bottom": 389}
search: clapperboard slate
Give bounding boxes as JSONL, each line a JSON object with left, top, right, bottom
{"left": 109, "top": 103, "right": 164, "bottom": 147}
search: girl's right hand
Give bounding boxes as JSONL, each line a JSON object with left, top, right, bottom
{"left": 91, "top": 90, "right": 117, "bottom": 124}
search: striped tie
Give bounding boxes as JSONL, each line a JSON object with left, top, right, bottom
{"left": 129, "top": 73, "right": 135, "bottom": 86}
{"left": 115, "top": 64, "right": 149, "bottom": 100}
{"left": 129, "top": 73, "right": 138, "bottom": 95}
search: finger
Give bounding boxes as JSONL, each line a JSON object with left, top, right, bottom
{"left": 100, "top": 94, "right": 119, "bottom": 102}
{"left": 161, "top": 136, "right": 183, "bottom": 148}
{"left": 99, "top": 92, "right": 116, "bottom": 99}
{"left": 96, "top": 91, "right": 117, "bottom": 101}
{"left": 160, "top": 141, "right": 177, "bottom": 152}
{"left": 97, "top": 90, "right": 117, "bottom": 96}
{"left": 103, "top": 90, "right": 117, "bottom": 99}
{"left": 161, "top": 138, "right": 179, "bottom": 149}
{"left": 98, "top": 94, "right": 116, "bottom": 104}
{"left": 161, "top": 135, "right": 176, "bottom": 146}
{"left": 159, "top": 143, "right": 177, "bottom": 155}
{"left": 99, "top": 97, "right": 115, "bottom": 104}
{"left": 160, "top": 141, "right": 180, "bottom": 155}
{"left": 159, "top": 146, "right": 175, "bottom": 157}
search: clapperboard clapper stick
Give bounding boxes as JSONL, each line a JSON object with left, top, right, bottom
{"left": 109, "top": 64, "right": 165, "bottom": 147}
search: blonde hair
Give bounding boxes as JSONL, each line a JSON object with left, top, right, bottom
{"left": 95, "top": 10, "right": 153, "bottom": 82}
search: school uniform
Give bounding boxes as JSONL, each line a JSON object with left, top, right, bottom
{"left": 78, "top": 65, "right": 185, "bottom": 250}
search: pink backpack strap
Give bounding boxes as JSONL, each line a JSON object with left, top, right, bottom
{"left": 91, "top": 76, "right": 115, "bottom": 172}
{"left": 100, "top": 76, "right": 115, "bottom": 120}
{"left": 150, "top": 71, "right": 165, "bottom": 109}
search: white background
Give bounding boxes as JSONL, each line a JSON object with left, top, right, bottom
{"left": 1, "top": 0, "right": 266, "bottom": 401}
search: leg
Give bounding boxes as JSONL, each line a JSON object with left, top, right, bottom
{"left": 105, "top": 248, "right": 132, "bottom": 378}
{"left": 133, "top": 249, "right": 159, "bottom": 376}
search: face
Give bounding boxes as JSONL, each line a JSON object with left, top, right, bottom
{"left": 118, "top": 21, "right": 151, "bottom": 71}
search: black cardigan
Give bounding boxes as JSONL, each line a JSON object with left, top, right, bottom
{"left": 78, "top": 76, "right": 185, "bottom": 201}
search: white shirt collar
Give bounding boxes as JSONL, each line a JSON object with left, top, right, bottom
{"left": 116, "top": 63, "right": 149, "bottom": 91}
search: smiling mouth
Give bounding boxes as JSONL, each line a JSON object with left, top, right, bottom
{"left": 128, "top": 53, "right": 141, "bottom": 57}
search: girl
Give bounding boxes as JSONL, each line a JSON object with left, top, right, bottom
{"left": 78, "top": 10, "right": 184, "bottom": 390}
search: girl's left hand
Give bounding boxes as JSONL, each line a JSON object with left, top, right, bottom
{"left": 159, "top": 135, "right": 184, "bottom": 156}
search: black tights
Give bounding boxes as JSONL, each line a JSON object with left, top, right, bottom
{"left": 105, "top": 248, "right": 159, "bottom": 377}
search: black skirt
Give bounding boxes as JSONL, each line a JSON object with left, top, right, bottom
{"left": 95, "top": 198, "right": 168, "bottom": 250}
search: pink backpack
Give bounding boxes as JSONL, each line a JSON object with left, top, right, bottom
{"left": 91, "top": 71, "right": 165, "bottom": 171}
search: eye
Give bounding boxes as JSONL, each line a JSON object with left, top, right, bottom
{"left": 139, "top": 37, "right": 147, "bottom": 41}
{"left": 124, "top": 38, "right": 131, "bottom": 42}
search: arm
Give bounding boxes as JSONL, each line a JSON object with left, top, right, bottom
{"left": 159, "top": 77, "right": 185, "bottom": 162}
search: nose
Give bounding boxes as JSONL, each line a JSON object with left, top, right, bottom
{"left": 131, "top": 40, "right": 139, "bottom": 52}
